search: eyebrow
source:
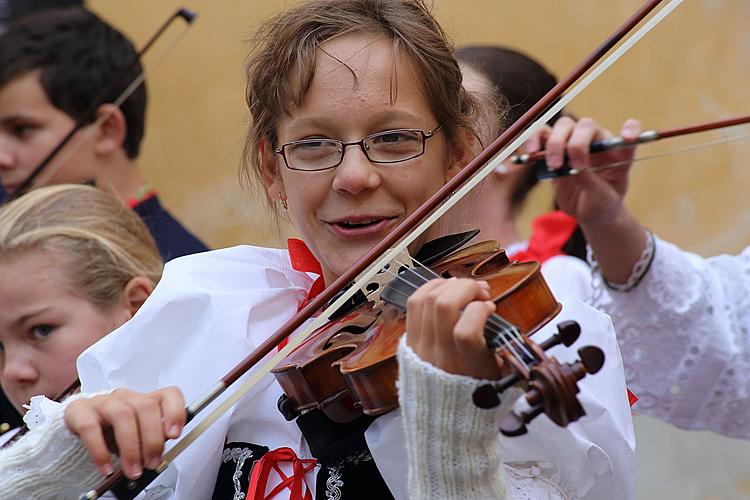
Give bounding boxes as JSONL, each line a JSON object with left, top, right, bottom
{"left": 12, "top": 306, "right": 53, "bottom": 328}
{"left": 286, "top": 110, "right": 426, "bottom": 134}
{"left": 0, "top": 114, "right": 38, "bottom": 126}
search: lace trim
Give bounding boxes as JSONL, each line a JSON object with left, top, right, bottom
{"left": 587, "top": 229, "right": 655, "bottom": 292}
{"left": 22, "top": 396, "right": 64, "bottom": 429}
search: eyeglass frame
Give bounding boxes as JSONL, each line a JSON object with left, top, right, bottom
{"left": 274, "top": 124, "right": 443, "bottom": 172}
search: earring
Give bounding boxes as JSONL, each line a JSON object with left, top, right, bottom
{"left": 278, "top": 195, "right": 288, "bottom": 211}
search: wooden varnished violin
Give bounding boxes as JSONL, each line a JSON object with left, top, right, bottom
{"left": 273, "top": 235, "right": 604, "bottom": 436}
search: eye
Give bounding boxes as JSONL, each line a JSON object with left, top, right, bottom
{"left": 371, "top": 131, "right": 419, "bottom": 146}
{"left": 12, "top": 123, "right": 36, "bottom": 139}
{"left": 30, "top": 324, "right": 56, "bottom": 340}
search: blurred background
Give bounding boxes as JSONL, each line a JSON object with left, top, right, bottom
{"left": 8, "top": 1, "right": 750, "bottom": 498}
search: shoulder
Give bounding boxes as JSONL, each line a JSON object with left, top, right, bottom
{"left": 133, "top": 195, "right": 209, "bottom": 259}
{"left": 159, "top": 245, "right": 313, "bottom": 292}
{"left": 540, "top": 254, "right": 592, "bottom": 303}
{"left": 77, "top": 245, "right": 314, "bottom": 394}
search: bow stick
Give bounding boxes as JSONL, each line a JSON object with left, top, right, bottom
{"left": 85, "top": 0, "right": 683, "bottom": 497}
{"left": 511, "top": 113, "right": 750, "bottom": 166}
{"left": 4, "top": 8, "right": 196, "bottom": 202}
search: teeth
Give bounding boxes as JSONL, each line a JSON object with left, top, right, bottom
{"left": 341, "top": 219, "right": 379, "bottom": 227}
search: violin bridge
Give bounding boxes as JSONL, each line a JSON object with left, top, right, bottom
{"left": 358, "top": 248, "right": 414, "bottom": 307}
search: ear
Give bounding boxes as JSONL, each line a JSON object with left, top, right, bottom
{"left": 93, "top": 104, "right": 127, "bottom": 156}
{"left": 121, "top": 276, "right": 154, "bottom": 316}
{"left": 444, "top": 131, "right": 476, "bottom": 182}
{"left": 259, "top": 138, "right": 285, "bottom": 201}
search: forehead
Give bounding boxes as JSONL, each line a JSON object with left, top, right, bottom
{"left": 280, "top": 32, "right": 434, "bottom": 133}
{"left": 0, "top": 71, "right": 63, "bottom": 120}
{"left": 0, "top": 248, "right": 81, "bottom": 314}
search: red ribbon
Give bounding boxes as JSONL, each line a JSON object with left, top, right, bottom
{"left": 247, "top": 447, "right": 317, "bottom": 500}
{"left": 282, "top": 239, "right": 326, "bottom": 350}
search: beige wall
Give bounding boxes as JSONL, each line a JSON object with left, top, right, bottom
{"left": 88, "top": 1, "right": 750, "bottom": 498}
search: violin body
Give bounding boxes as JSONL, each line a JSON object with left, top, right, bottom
{"left": 273, "top": 239, "right": 561, "bottom": 423}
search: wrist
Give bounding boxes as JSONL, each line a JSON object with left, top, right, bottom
{"left": 581, "top": 206, "right": 648, "bottom": 283}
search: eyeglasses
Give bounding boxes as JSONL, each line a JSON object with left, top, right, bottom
{"left": 275, "top": 125, "right": 442, "bottom": 172}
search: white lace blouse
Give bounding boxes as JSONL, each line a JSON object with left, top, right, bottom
{"left": 592, "top": 236, "right": 750, "bottom": 438}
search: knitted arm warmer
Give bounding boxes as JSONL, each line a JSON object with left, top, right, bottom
{"left": 0, "top": 394, "right": 106, "bottom": 498}
{"left": 397, "top": 337, "right": 518, "bottom": 499}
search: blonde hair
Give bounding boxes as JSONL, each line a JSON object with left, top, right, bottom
{"left": 240, "top": 0, "right": 481, "bottom": 209}
{"left": 0, "top": 184, "right": 162, "bottom": 308}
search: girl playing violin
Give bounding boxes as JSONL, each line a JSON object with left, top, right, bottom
{"left": 0, "top": 183, "right": 161, "bottom": 451}
{"left": 0, "top": 1, "right": 634, "bottom": 498}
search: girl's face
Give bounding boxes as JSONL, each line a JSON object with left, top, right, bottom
{"left": 262, "top": 33, "right": 463, "bottom": 284}
{"left": 0, "top": 249, "right": 132, "bottom": 412}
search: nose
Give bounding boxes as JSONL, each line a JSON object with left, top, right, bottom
{"left": 331, "top": 144, "right": 381, "bottom": 195}
{"left": 0, "top": 137, "right": 16, "bottom": 175}
{"left": 1, "top": 349, "right": 38, "bottom": 392}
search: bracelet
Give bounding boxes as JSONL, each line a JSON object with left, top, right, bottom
{"left": 587, "top": 229, "right": 656, "bottom": 292}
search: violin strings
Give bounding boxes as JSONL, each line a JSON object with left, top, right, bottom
{"left": 403, "top": 255, "right": 535, "bottom": 361}
{"left": 369, "top": 257, "right": 532, "bottom": 368}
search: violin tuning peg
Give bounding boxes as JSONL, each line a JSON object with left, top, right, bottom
{"left": 499, "top": 404, "right": 545, "bottom": 437}
{"left": 539, "top": 320, "right": 581, "bottom": 351}
{"left": 578, "top": 346, "right": 605, "bottom": 375}
{"left": 473, "top": 384, "right": 501, "bottom": 409}
{"left": 472, "top": 372, "right": 520, "bottom": 409}
{"left": 499, "top": 403, "right": 544, "bottom": 437}
{"left": 499, "top": 411, "right": 527, "bottom": 436}
{"left": 277, "top": 394, "right": 299, "bottom": 421}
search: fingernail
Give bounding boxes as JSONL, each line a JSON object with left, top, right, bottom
{"left": 169, "top": 424, "right": 181, "bottom": 438}
{"left": 548, "top": 154, "right": 561, "bottom": 166}
{"left": 130, "top": 463, "right": 143, "bottom": 479}
{"left": 101, "top": 463, "right": 114, "bottom": 476}
{"left": 149, "top": 457, "right": 161, "bottom": 470}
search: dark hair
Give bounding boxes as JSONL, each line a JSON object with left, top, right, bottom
{"left": 0, "top": 7, "right": 147, "bottom": 159}
{"left": 455, "top": 45, "right": 564, "bottom": 210}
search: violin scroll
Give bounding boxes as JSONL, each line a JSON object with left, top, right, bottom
{"left": 472, "top": 320, "right": 605, "bottom": 437}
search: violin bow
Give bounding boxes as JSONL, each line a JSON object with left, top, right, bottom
{"left": 511, "top": 113, "right": 750, "bottom": 168}
{"left": 5, "top": 8, "right": 197, "bottom": 203}
{"left": 85, "top": 0, "right": 684, "bottom": 497}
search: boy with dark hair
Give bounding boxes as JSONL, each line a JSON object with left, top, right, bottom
{"left": 0, "top": 6, "right": 207, "bottom": 435}
{"left": 0, "top": 7, "right": 207, "bottom": 260}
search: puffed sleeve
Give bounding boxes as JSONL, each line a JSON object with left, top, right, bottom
{"left": 593, "top": 237, "right": 750, "bottom": 438}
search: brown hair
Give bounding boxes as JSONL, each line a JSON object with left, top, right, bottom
{"left": 0, "top": 184, "right": 162, "bottom": 308}
{"left": 240, "top": 0, "right": 479, "bottom": 209}
{"left": 455, "top": 46, "right": 564, "bottom": 211}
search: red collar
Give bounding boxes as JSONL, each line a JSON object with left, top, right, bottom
{"left": 508, "top": 210, "right": 578, "bottom": 263}
{"left": 287, "top": 238, "right": 325, "bottom": 304}
{"left": 127, "top": 188, "right": 157, "bottom": 209}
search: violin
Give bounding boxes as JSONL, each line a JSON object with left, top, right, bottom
{"left": 273, "top": 234, "right": 604, "bottom": 436}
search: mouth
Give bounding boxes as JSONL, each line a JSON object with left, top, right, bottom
{"left": 325, "top": 215, "right": 398, "bottom": 237}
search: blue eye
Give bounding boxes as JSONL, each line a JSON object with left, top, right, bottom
{"left": 31, "top": 325, "right": 55, "bottom": 339}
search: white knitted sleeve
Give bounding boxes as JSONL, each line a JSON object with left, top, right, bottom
{"left": 397, "top": 336, "right": 517, "bottom": 499}
{"left": 0, "top": 394, "right": 105, "bottom": 499}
